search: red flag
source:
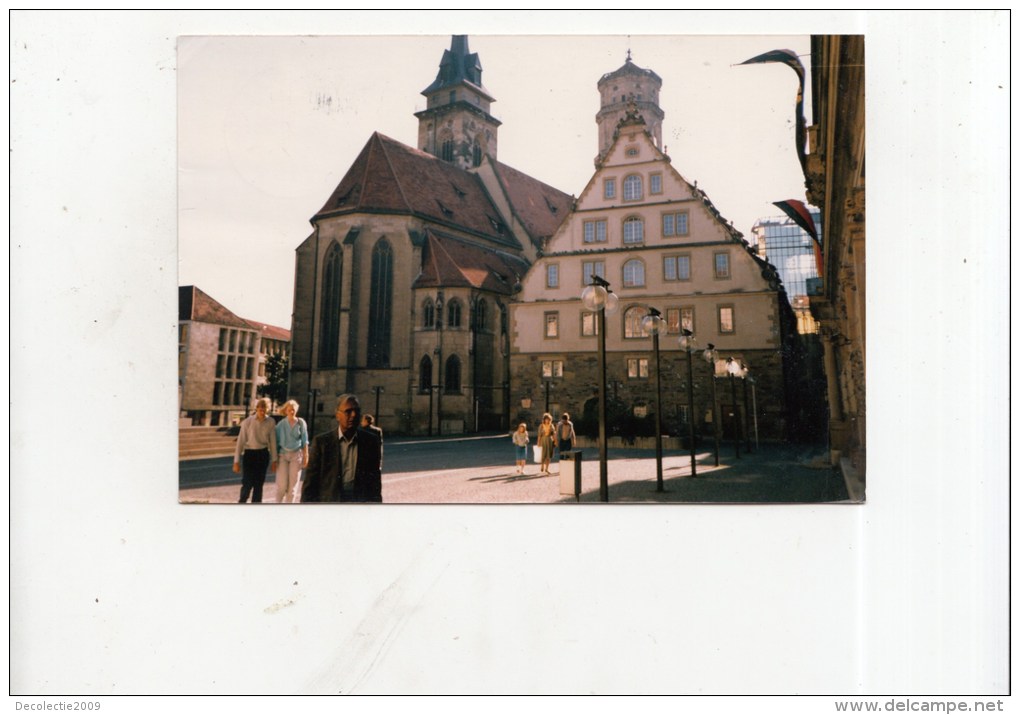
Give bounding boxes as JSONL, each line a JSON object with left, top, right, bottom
{"left": 739, "top": 49, "right": 807, "bottom": 173}
{"left": 772, "top": 199, "right": 819, "bottom": 245}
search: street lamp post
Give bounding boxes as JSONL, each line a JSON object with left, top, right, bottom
{"left": 702, "top": 344, "right": 721, "bottom": 467}
{"left": 581, "top": 274, "right": 619, "bottom": 503}
{"left": 543, "top": 379, "right": 555, "bottom": 414}
{"left": 371, "top": 385, "right": 384, "bottom": 422}
{"left": 739, "top": 362, "right": 752, "bottom": 453}
{"left": 748, "top": 375, "right": 759, "bottom": 451}
{"left": 726, "top": 357, "right": 742, "bottom": 459}
{"left": 307, "top": 387, "right": 321, "bottom": 435}
{"left": 679, "top": 328, "right": 698, "bottom": 478}
{"left": 642, "top": 307, "right": 666, "bottom": 492}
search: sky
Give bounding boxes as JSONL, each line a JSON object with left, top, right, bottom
{"left": 178, "top": 32, "right": 812, "bottom": 330}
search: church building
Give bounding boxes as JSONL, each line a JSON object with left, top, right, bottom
{"left": 289, "top": 36, "right": 573, "bottom": 436}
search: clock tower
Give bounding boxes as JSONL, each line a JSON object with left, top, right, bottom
{"left": 415, "top": 36, "right": 501, "bottom": 170}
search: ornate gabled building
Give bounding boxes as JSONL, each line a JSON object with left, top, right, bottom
{"left": 805, "top": 35, "right": 866, "bottom": 498}
{"left": 510, "top": 55, "right": 800, "bottom": 444}
{"left": 289, "top": 36, "right": 573, "bottom": 436}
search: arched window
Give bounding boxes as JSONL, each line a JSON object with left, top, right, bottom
{"left": 445, "top": 355, "right": 462, "bottom": 393}
{"left": 624, "top": 306, "right": 650, "bottom": 339}
{"left": 623, "top": 259, "right": 645, "bottom": 287}
{"left": 472, "top": 141, "right": 482, "bottom": 167}
{"left": 423, "top": 298, "right": 435, "bottom": 329}
{"left": 623, "top": 174, "right": 643, "bottom": 201}
{"left": 475, "top": 298, "right": 488, "bottom": 331}
{"left": 419, "top": 355, "right": 433, "bottom": 393}
{"left": 623, "top": 216, "right": 644, "bottom": 244}
{"left": 447, "top": 298, "right": 462, "bottom": 328}
{"left": 441, "top": 140, "right": 454, "bottom": 162}
{"left": 368, "top": 239, "right": 393, "bottom": 367}
{"left": 318, "top": 242, "right": 342, "bottom": 368}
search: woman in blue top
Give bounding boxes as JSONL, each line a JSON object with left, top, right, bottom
{"left": 274, "top": 400, "right": 309, "bottom": 503}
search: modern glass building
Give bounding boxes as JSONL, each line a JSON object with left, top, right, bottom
{"left": 751, "top": 209, "right": 822, "bottom": 334}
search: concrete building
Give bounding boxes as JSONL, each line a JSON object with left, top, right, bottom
{"left": 509, "top": 55, "right": 800, "bottom": 445}
{"left": 289, "top": 36, "right": 573, "bottom": 436}
{"left": 178, "top": 286, "right": 290, "bottom": 427}
{"left": 804, "top": 35, "right": 866, "bottom": 495}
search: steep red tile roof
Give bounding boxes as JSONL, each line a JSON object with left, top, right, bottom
{"left": 490, "top": 159, "right": 573, "bottom": 243}
{"left": 179, "top": 286, "right": 250, "bottom": 329}
{"left": 244, "top": 319, "right": 291, "bottom": 342}
{"left": 414, "top": 229, "right": 528, "bottom": 295}
{"left": 315, "top": 132, "right": 520, "bottom": 248}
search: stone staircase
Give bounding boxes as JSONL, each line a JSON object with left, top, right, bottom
{"left": 179, "top": 426, "right": 237, "bottom": 460}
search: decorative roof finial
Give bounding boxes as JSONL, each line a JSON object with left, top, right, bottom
{"left": 626, "top": 47, "right": 632, "bottom": 63}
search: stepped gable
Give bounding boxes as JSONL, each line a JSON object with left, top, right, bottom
{"left": 179, "top": 285, "right": 250, "bottom": 329}
{"left": 490, "top": 159, "right": 573, "bottom": 246}
{"left": 314, "top": 132, "right": 519, "bottom": 247}
{"left": 414, "top": 229, "right": 528, "bottom": 295}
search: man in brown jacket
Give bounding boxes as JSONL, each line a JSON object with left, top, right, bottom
{"left": 300, "top": 394, "right": 383, "bottom": 503}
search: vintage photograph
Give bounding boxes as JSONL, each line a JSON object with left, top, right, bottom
{"left": 177, "top": 34, "right": 864, "bottom": 505}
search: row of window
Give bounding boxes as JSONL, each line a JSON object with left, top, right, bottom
{"left": 582, "top": 211, "right": 689, "bottom": 245}
{"left": 218, "top": 328, "right": 256, "bottom": 355}
{"left": 602, "top": 172, "right": 664, "bottom": 202}
{"left": 212, "top": 381, "right": 251, "bottom": 407}
{"left": 549, "top": 252, "right": 731, "bottom": 289}
{"left": 216, "top": 354, "right": 254, "bottom": 381}
{"left": 537, "top": 357, "right": 692, "bottom": 382}
{"left": 421, "top": 297, "right": 490, "bottom": 330}
{"left": 543, "top": 305, "right": 735, "bottom": 339}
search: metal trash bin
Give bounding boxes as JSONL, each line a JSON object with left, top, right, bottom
{"left": 559, "top": 450, "right": 582, "bottom": 499}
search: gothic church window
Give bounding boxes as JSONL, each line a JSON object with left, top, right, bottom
{"left": 445, "top": 355, "right": 462, "bottom": 393}
{"left": 419, "top": 355, "right": 433, "bottom": 393}
{"left": 318, "top": 242, "right": 342, "bottom": 368}
{"left": 367, "top": 240, "right": 393, "bottom": 367}
{"left": 447, "top": 299, "right": 462, "bottom": 328}
{"left": 423, "top": 298, "right": 435, "bottom": 329}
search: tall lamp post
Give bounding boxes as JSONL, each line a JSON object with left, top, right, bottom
{"left": 726, "top": 357, "right": 743, "bottom": 459}
{"left": 371, "top": 385, "right": 384, "bottom": 422}
{"left": 739, "top": 362, "right": 752, "bottom": 453}
{"left": 702, "top": 344, "right": 721, "bottom": 467}
{"left": 679, "top": 328, "right": 698, "bottom": 478}
{"left": 581, "top": 274, "right": 619, "bottom": 503}
{"left": 308, "top": 387, "right": 321, "bottom": 436}
{"left": 641, "top": 307, "right": 666, "bottom": 492}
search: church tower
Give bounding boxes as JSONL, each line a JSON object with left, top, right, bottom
{"left": 415, "top": 35, "right": 501, "bottom": 170}
{"left": 595, "top": 51, "right": 664, "bottom": 162}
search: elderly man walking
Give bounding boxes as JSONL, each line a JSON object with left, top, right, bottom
{"left": 232, "top": 397, "right": 278, "bottom": 503}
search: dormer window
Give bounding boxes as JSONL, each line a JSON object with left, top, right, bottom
{"left": 436, "top": 200, "right": 453, "bottom": 218}
{"left": 451, "top": 183, "right": 467, "bottom": 199}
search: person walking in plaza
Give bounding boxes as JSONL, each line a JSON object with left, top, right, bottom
{"left": 274, "top": 399, "right": 309, "bottom": 503}
{"left": 556, "top": 412, "right": 576, "bottom": 459}
{"left": 511, "top": 422, "right": 530, "bottom": 474}
{"left": 300, "top": 394, "right": 383, "bottom": 503}
{"left": 233, "top": 397, "right": 278, "bottom": 503}
{"left": 537, "top": 412, "right": 557, "bottom": 476}
{"left": 361, "top": 414, "right": 384, "bottom": 468}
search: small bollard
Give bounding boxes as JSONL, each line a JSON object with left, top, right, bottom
{"left": 559, "top": 450, "right": 582, "bottom": 500}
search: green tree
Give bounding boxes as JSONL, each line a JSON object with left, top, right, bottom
{"left": 257, "top": 354, "right": 289, "bottom": 410}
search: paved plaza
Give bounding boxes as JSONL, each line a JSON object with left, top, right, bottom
{"left": 179, "top": 437, "right": 851, "bottom": 505}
